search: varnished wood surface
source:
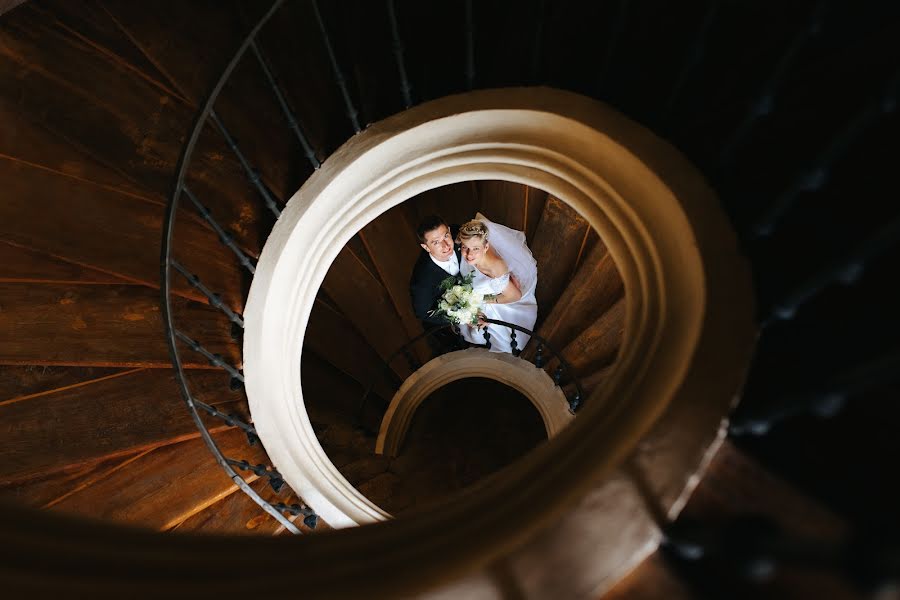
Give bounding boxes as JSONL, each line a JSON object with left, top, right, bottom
{"left": 682, "top": 440, "right": 848, "bottom": 540}
{"left": 602, "top": 552, "right": 695, "bottom": 600}
{"left": 0, "top": 97, "right": 150, "bottom": 200}
{"left": 403, "top": 181, "right": 480, "bottom": 230}
{"left": 0, "top": 240, "right": 126, "bottom": 284}
{"left": 358, "top": 204, "right": 431, "bottom": 363}
{"left": 321, "top": 246, "right": 411, "bottom": 378}
{"left": 530, "top": 196, "right": 591, "bottom": 322}
{"left": 557, "top": 297, "right": 626, "bottom": 375}
{"left": 0, "top": 283, "right": 239, "bottom": 367}
{"left": 305, "top": 298, "right": 396, "bottom": 403}
{"left": 0, "top": 365, "right": 123, "bottom": 401}
{"left": 171, "top": 477, "right": 288, "bottom": 536}
{"left": 475, "top": 180, "right": 528, "bottom": 235}
{"left": 0, "top": 451, "right": 143, "bottom": 509}
{"left": 48, "top": 427, "right": 270, "bottom": 530}
{"left": 524, "top": 239, "right": 623, "bottom": 364}
{"left": 0, "top": 368, "right": 249, "bottom": 482}
{"left": 540, "top": 241, "right": 622, "bottom": 348}
{"left": 0, "top": 3, "right": 268, "bottom": 252}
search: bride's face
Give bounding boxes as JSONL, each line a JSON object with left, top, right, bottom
{"left": 461, "top": 238, "right": 487, "bottom": 265}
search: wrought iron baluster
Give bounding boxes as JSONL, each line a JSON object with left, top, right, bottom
{"left": 766, "top": 213, "right": 900, "bottom": 323}
{"left": 175, "top": 330, "right": 244, "bottom": 382}
{"left": 386, "top": 0, "right": 413, "bottom": 108}
{"left": 311, "top": 0, "right": 361, "bottom": 132}
{"left": 209, "top": 110, "right": 282, "bottom": 218}
{"left": 249, "top": 39, "right": 320, "bottom": 169}
{"left": 465, "top": 0, "right": 475, "bottom": 90}
{"left": 160, "top": 0, "right": 303, "bottom": 536}
{"left": 271, "top": 502, "right": 319, "bottom": 528}
{"left": 553, "top": 365, "right": 563, "bottom": 386}
{"left": 752, "top": 69, "right": 900, "bottom": 238}
{"left": 402, "top": 347, "right": 421, "bottom": 371}
{"left": 227, "top": 458, "right": 286, "bottom": 492}
{"left": 530, "top": 0, "right": 545, "bottom": 84}
{"left": 662, "top": 1, "right": 719, "bottom": 119}
{"left": 183, "top": 186, "right": 256, "bottom": 274}
{"left": 170, "top": 260, "right": 244, "bottom": 328}
{"left": 193, "top": 400, "right": 260, "bottom": 445}
{"left": 509, "top": 328, "right": 519, "bottom": 356}
{"left": 534, "top": 343, "right": 544, "bottom": 368}
{"left": 596, "top": 0, "right": 628, "bottom": 93}
{"left": 730, "top": 351, "right": 900, "bottom": 436}
{"left": 718, "top": 1, "right": 827, "bottom": 168}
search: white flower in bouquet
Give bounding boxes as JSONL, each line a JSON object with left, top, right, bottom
{"left": 429, "top": 273, "right": 484, "bottom": 326}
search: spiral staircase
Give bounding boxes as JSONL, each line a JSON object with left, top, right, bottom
{"left": 2, "top": 0, "right": 899, "bottom": 597}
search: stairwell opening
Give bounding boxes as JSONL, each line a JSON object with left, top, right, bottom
{"left": 299, "top": 176, "right": 625, "bottom": 521}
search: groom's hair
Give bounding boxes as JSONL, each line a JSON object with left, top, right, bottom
{"left": 416, "top": 215, "right": 449, "bottom": 243}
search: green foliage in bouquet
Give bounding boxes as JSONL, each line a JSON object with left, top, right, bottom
{"left": 429, "top": 272, "right": 485, "bottom": 326}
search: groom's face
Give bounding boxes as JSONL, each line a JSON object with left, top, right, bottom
{"left": 420, "top": 225, "right": 454, "bottom": 262}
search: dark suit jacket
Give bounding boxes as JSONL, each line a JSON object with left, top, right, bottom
{"left": 410, "top": 227, "right": 461, "bottom": 327}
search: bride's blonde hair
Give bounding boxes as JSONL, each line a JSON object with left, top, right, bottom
{"left": 457, "top": 220, "right": 489, "bottom": 244}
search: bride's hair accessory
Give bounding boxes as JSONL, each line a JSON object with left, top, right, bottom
{"left": 457, "top": 220, "right": 489, "bottom": 243}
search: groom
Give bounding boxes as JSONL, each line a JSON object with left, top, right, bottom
{"left": 409, "top": 215, "right": 462, "bottom": 349}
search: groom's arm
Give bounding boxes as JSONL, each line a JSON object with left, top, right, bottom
{"left": 410, "top": 278, "right": 448, "bottom": 326}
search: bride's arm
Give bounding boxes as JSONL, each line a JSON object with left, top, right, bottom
{"left": 486, "top": 274, "right": 521, "bottom": 304}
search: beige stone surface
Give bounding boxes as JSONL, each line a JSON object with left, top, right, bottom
{"left": 376, "top": 348, "right": 573, "bottom": 457}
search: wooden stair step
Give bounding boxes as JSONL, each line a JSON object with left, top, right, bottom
{"left": 252, "top": 0, "right": 361, "bottom": 157}
{"left": 27, "top": 2, "right": 185, "bottom": 103}
{"left": 532, "top": 238, "right": 623, "bottom": 353}
{"left": 0, "top": 98, "right": 149, "bottom": 201}
{"left": 0, "top": 240, "right": 126, "bottom": 284}
{"left": 48, "top": 428, "right": 270, "bottom": 530}
{"left": 0, "top": 159, "right": 245, "bottom": 307}
{"left": 0, "top": 365, "right": 123, "bottom": 401}
{"left": 320, "top": 246, "right": 411, "bottom": 378}
{"left": 602, "top": 552, "right": 694, "bottom": 600}
{"left": 0, "top": 283, "right": 239, "bottom": 367}
{"left": 0, "top": 368, "right": 249, "bottom": 483}
{"left": 357, "top": 204, "right": 430, "bottom": 364}
{"left": 556, "top": 296, "right": 626, "bottom": 375}
{"left": 681, "top": 441, "right": 847, "bottom": 540}
{"left": 0, "top": 450, "right": 144, "bottom": 509}
{"left": 640, "top": 441, "right": 858, "bottom": 600}
{"left": 305, "top": 299, "right": 396, "bottom": 403}
{"left": 0, "top": 7, "right": 267, "bottom": 252}
{"left": 171, "top": 477, "right": 303, "bottom": 536}
{"left": 474, "top": 180, "right": 546, "bottom": 244}
{"left": 99, "top": 0, "right": 266, "bottom": 105}
{"left": 529, "top": 195, "right": 592, "bottom": 322}
{"left": 107, "top": 0, "right": 310, "bottom": 214}
{"left": 403, "top": 181, "right": 480, "bottom": 230}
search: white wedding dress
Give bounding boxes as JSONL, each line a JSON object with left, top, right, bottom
{"left": 459, "top": 214, "right": 538, "bottom": 353}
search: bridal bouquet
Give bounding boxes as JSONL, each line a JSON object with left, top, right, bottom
{"left": 430, "top": 273, "right": 484, "bottom": 326}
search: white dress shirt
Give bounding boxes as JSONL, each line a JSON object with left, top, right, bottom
{"left": 430, "top": 250, "right": 460, "bottom": 276}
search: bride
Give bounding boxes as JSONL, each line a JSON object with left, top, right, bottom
{"left": 457, "top": 213, "right": 538, "bottom": 353}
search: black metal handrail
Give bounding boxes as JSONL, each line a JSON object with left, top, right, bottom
{"left": 160, "top": 0, "right": 315, "bottom": 534}
{"left": 358, "top": 318, "right": 587, "bottom": 419}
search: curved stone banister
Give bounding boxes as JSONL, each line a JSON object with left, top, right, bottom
{"left": 243, "top": 85, "right": 756, "bottom": 581}
{"left": 375, "top": 348, "right": 574, "bottom": 458}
